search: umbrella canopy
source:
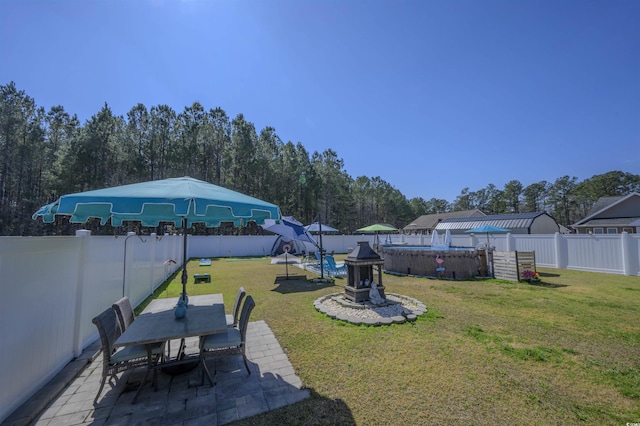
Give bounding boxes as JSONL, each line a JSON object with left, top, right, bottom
{"left": 33, "top": 176, "right": 281, "bottom": 300}
{"left": 33, "top": 176, "right": 280, "bottom": 227}
{"left": 464, "top": 225, "right": 510, "bottom": 234}
{"left": 261, "top": 216, "right": 317, "bottom": 246}
{"left": 356, "top": 224, "right": 396, "bottom": 232}
{"left": 356, "top": 224, "right": 396, "bottom": 248}
{"left": 465, "top": 224, "right": 509, "bottom": 246}
{"left": 305, "top": 222, "right": 338, "bottom": 233}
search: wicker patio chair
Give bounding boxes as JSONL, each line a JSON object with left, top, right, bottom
{"left": 91, "top": 306, "right": 164, "bottom": 403}
{"left": 226, "top": 287, "right": 246, "bottom": 328}
{"left": 199, "top": 295, "right": 255, "bottom": 386}
{"left": 112, "top": 296, "right": 165, "bottom": 356}
{"left": 112, "top": 297, "right": 136, "bottom": 331}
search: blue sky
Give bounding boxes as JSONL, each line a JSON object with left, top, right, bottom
{"left": 1, "top": 0, "right": 639, "bottom": 203}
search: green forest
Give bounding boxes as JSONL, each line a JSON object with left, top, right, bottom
{"left": 1, "top": 81, "right": 639, "bottom": 236}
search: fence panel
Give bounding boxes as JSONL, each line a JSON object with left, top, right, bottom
{"left": 512, "top": 235, "right": 556, "bottom": 266}
{"left": 629, "top": 235, "right": 640, "bottom": 276}
{"left": 564, "top": 235, "right": 623, "bottom": 274}
{"left": 492, "top": 251, "right": 518, "bottom": 281}
{"left": 0, "top": 237, "right": 81, "bottom": 423}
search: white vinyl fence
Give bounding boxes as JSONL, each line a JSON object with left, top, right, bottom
{"left": 394, "top": 232, "right": 640, "bottom": 276}
{"left": 1, "top": 231, "right": 639, "bottom": 422}
{"left": 0, "top": 231, "right": 184, "bottom": 423}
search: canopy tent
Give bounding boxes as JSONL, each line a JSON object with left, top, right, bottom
{"left": 261, "top": 216, "right": 318, "bottom": 278}
{"left": 261, "top": 216, "right": 317, "bottom": 247}
{"left": 269, "top": 235, "right": 308, "bottom": 256}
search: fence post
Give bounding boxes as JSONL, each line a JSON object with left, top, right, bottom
{"left": 506, "top": 233, "right": 514, "bottom": 252}
{"left": 150, "top": 233, "right": 157, "bottom": 294}
{"left": 123, "top": 231, "right": 136, "bottom": 298}
{"left": 621, "top": 232, "right": 633, "bottom": 276}
{"left": 554, "top": 232, "right": 567, "bottom": 269}
{"left": 469, "top": 233, "right": 478, "bottom": 248}
{"left": 74, "top": 230, "right": 91, "bottom": 357}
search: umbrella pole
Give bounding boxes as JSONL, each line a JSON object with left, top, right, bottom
{"left": 285, "top": 250, "right": 289, "bottom": 279}
{"left": 486, "top": 232, "right": 493, "bottom": 277}
{"left": 181, "top": 217, "right": 188, "bottom": 301}
{"left": 319, "top": 219, "right": 324, "bottom": 279}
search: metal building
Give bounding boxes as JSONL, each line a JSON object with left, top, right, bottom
{"left": 434, "top": 212, "right": 560, "bottom": 234}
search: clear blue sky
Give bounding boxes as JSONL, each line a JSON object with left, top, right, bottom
{"left": 1, "top": 0, "right": 639, "bottom": 203}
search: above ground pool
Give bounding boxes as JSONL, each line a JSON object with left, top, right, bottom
{"left": 380, "top": 245, "right": 484, "bottom": 279}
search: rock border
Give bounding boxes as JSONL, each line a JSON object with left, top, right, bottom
{"left": 313, "top": 292, "right": 427, "bottom": 326}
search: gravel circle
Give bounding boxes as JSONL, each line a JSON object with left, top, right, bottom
{"left": 314, "top": 292, "right": 427, "bottom": 326}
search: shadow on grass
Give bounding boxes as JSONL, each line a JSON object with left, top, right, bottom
{"left": 272, "top": 276, "right": 336, "bottom": 294}
{"left": 528, "top": 280, "right": 568, "bottom": 289}
{"left": 231, "top": 389, "right": 356, "bottom": 426}
{"left": 539, "top": 271, "right": 561, "bottom": 277}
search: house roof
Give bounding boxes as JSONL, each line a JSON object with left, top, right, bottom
{"left": 434, "top": 212, "right": 548, "bottom": 232}
{"left": 403, "top": 209, "right": 484, "bottom": 231}
{"left": 587, "top": 195, "right": 626, "bottom": 216}
{"left": 573, "top": 192, "right": 640, "bottom": 227}
{"left": 575, "top": 217, "right": 640, "bottom": 227}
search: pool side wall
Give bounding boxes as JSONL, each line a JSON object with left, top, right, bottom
{"left": 381, "top": 246, "right": 482, "bottom": 279}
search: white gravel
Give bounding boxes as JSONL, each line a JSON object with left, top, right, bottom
{"left": 315, "top": 293, "right": 426, "bottom": 320}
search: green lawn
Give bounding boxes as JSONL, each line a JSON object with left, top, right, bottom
{"left": 140, "top": 258, "right": 640, "bottom": 425}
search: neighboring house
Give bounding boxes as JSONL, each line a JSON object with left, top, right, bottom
{"left": 434, "top": 212, "right": 561, "bottom": 234}
{"left": 572, "top": 192, "right": 640, "bottom": 234}
{"left": 403, "top": 209, "right": 485, "bottom": 235}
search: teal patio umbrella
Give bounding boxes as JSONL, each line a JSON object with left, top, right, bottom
{"left": 33, "top": 176, "right": 281, "bottom": 301}
{"left": 465, "top": 224, "right": 509, "bottom": 277}
{"left": 464, "top": 224, "right": 509, "bottom": 245}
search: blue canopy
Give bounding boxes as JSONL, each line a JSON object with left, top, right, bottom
{"left": 33, "top": 176, "right": 281, "bottom": 227}
{"left": 464, "top": 225, "right": 510, "bottom": 234}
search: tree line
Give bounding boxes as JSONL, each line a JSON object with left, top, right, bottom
{"left": 1, "top": 81, "right": 639, "bottom": 236}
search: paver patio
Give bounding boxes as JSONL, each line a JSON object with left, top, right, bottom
{"left": 4, "top": 320, "right": 308, "bottom": 425}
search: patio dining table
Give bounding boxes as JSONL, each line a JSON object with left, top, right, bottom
{"left": 114, "top": 294, "right": 227, "bottom": 401}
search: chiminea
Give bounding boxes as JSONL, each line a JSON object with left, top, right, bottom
{"left": 344, "top": 241, "right": 385, "bottom": 303}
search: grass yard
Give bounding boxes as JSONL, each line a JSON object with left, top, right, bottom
{"left": 140, "top": 257, "right": 640, "bottom": 425}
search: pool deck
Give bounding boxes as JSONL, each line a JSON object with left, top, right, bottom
{"left": 3, "top": 320, "right": 309, "bottom": 426}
